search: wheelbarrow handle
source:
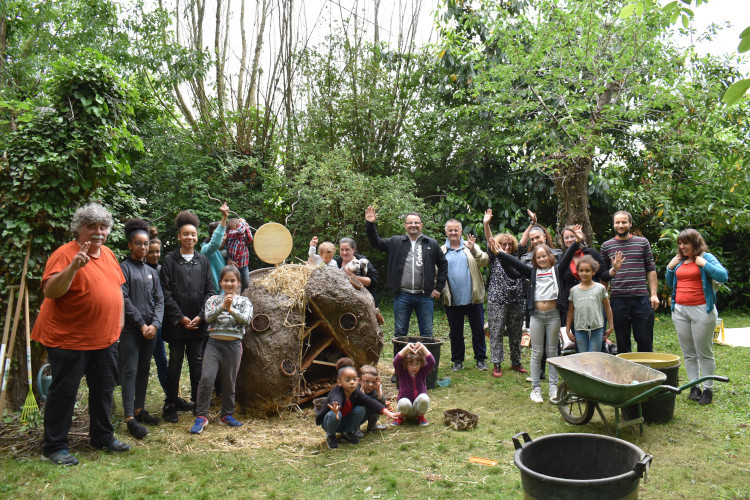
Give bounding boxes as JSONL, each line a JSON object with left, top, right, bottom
{"left": 678, "top": 375, "right": 729, "bottom": 391}
{"left": 512, "top": 431, "right": 532, "bottom": 450}
{"left": 621, "top": 384, "right": 681, "bottom": 407}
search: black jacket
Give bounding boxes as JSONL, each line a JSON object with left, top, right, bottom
{"left": 121, "top": 257, "right": 164, "bottom": 334}
{"left": 334, "top": 253, "right": 380, "bottom": 306}
{"left": 497, "top": 242, "right": 580, "bottom": 315}
{"left": 366, "top": 221, "right": 448, "bottom": 294}
{"left": 159, "top": 249, "right": 214, "bottom": 341}
{"left": 315, "top": 385, "right": 385, "bottom": 426}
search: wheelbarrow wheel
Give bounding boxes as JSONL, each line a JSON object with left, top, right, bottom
{"left": 558, "top": 381, "right": 594, "bottom": 425}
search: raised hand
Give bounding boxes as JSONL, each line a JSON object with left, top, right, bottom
{"left": 327, "top": 402, "right": 341, "bottom": 419}
{"left": 483, "top": 209, "right": 493, "bottom": 225}
{"left": 71, "top": 242, "right": 91, "bottom": 270}
{"left": 219, "top": 202, "right": 230, "bottom": 218}
{"left": 487, "top": 238, "right": 499, "bottom": 255}
{"left": 465, "top": 234, "right": 476, "bottom": 251}
{"left": 527, "top": 209, "right": 537, "bottom": 224}
{"left": 365, "top": 206, "right": 377, "bottom": 223}
{"left": 573, "top": 224, "right": 584, "bottom": 242}
{"left": 612, "top": 251, "right": 626, "bottom": 272}
{"left": 309, "top": 236, "right": 318, "bottom": 247}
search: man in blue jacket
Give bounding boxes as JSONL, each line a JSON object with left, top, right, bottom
{"left": 365, "top": 206, "right": 448, "bottom": 338}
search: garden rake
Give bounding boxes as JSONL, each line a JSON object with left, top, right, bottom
{"left": 0, "top": 240, "right": 32, "bottom": 419}
{"left": 20, "top": 287, "right": 39, "bottom": 424}
{"left": 0, "top": 286, "right": 17, "bottom": 389}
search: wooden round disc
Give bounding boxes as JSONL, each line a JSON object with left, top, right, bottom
{"left": 253, "top": 222, "right": 293, "bottom": 265}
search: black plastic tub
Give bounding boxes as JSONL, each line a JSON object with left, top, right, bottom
{"left": 617, "top": 353, "right": 681, "bottom": 424}
{"left": 513, "top": 432, "right": 652, "bottom": 500}
{"left": 392, "top": 336, "right": 442, "bottom": 390}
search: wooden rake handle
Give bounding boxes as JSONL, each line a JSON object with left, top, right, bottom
{"left": 0, "top": 239, "right": 32, "bottom": 416}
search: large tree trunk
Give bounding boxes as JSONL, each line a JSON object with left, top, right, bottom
{"left": 554, "top": 156, "right": 593, "bottom": 243}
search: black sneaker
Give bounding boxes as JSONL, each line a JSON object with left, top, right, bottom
{"left": 127, "top": 418, "right": 149, "bottom": 439}
{"left": 476, "top": 360, "right": 488, "bottom": 371}
{"left": 175, "top": 398, "right": 195, "bottom": 412}
{"left": 42, "top": 449, "right": 79, "bottom": 466}
{"left": 344, "top": 432, "right": 360, "bottom": 444}
{"left": 698, "top": 388, "right": 713, "bottom": 405}
{"left": 688, "top": 386, "right": 702, "bottom": 401}
{"left": 134, "top": 409, "right": 161, "bottom": 425}
{"left": 162, "top": 404, "right": 179, "bottom": 423}
{"left": 452, "top": 362, "right": 463, "bottom": 372}
{"left": 354, "top": 429, "right": 365, "bottom": 440}
{"left": 98, "top": 439, "right": 131, "bottom": 452}
{"left": 326, "top": 434, "right": 339, "bottom": 449}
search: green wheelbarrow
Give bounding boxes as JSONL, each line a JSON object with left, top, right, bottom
{"left": 548, "top": 352, "right": 729, "bottom": 438}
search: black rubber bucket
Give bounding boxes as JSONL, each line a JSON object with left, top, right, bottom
{"left": 618, "top": 354, "right": 681, "bottom": 424}
{"left": 392, "top": 336, "right": 442, "bottom": 390}
{"left": 513, "top": 432, "right": 652, "bottom": 500}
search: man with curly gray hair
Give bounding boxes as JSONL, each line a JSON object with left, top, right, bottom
{"left": 69, "top": 202, "right": 114, "bottom": 239}
{"left": 32, "top": 201, "right": 131, "bottom": 465}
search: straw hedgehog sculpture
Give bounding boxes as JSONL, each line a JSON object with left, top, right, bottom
{"left": 235, "top": 264, "right": 383, "bottom": 411}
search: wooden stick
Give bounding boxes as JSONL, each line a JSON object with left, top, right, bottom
{"left": 0, "top": 240, "right": 32, "bottom": 417}
{"left": 0, "top": 287, "right": 17, "bottom": 385}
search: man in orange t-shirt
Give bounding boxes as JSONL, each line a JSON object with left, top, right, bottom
{"left": 31, "top": 203, "right": 129, "bottom": 465}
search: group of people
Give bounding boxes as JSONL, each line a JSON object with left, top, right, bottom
{"left": 32, "top": 202, "right": 255, "bottom": 465}
{"left": 30, "top": 200, "right": 728, "bottom": 464}
{"left": 362, "top": 205, "right": 728, "bottom": 408}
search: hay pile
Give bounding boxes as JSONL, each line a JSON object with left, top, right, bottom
{"left": 256, "top": 264, "right": 314, "bottom": 309}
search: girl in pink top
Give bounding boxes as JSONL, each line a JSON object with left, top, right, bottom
{"left": 392, "top": 342, "right": 435, "bottom": 426}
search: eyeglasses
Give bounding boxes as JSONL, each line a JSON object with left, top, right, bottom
{"left": 131, "top": 241, "right": 150, "bottom": 248}
{"left": 405, "top": 222, "right": 422, "bottom": 226}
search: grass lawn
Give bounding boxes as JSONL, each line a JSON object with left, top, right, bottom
{"left": 1, "top": 306, "right": 748, "bottom": 499}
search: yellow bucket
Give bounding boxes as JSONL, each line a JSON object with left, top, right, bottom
{"left": 616, "top": 352, "right": 680, "bottom": 369}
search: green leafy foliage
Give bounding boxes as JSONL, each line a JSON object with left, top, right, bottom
{"left": 284, "top": 148, "right": 435, "bottom": 268}
{"left": 0, "top": 49, "right": 140, "bottom": 291}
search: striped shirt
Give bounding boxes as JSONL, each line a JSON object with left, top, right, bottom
{"left": 600, "top": 236, "right": 656, "bottom": 297}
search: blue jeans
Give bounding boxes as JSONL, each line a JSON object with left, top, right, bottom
{"left": 446, "top": 303, "right": 486, "bottom": 362}
{"left": 321, "top": 406, "right": 366, "bottom": 435}
{"left": 393, "top": 292, "right": 434, "bottom": 337}
{"left": 610, "top": 296, "right": 654, "bottom": 353}
{"left": 575, "top": 328, "right": 604, "bottom": 353}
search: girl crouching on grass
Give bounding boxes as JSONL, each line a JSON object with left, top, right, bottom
{"left": 393, "top": 342, "right": 435, "bottom": 426}
{"left": 316, "top": 358, "right": 400, "bottom": 449}
{"left": 566, "top": 256, "right": 614, "bottom": 353}
{"left": 190, "top": 266, "right": 253, "bottom": 434}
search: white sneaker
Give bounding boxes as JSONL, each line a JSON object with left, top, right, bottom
{"left": 549, "top": 385, "right": 558, "bottom": 403}
{"left": 530, "top": 387, "right": 544, "bottom": 403}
